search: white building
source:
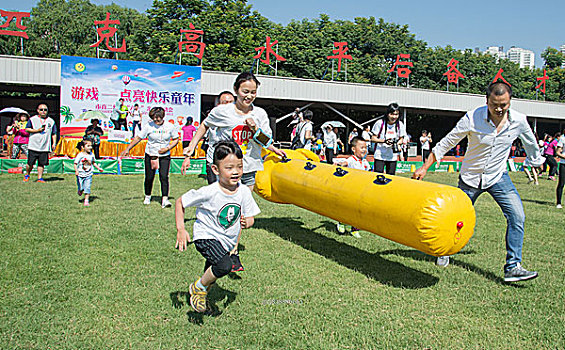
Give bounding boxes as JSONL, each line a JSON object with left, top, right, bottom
{"left": 561, "top": 44, "right": 565, "bottom": 68}
{"left": 507, "top": 47, "right": 535, "bottom": 69}
{"left": 485, "top": 46, "right": 506, "bottom": 62}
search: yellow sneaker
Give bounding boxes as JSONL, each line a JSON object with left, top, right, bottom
{"left": 188, "top": 280, "right": 208, "bottom": 313}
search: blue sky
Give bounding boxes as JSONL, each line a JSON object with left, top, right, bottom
{"left": 9, "top": 0, "right": 565, "bottom": 67}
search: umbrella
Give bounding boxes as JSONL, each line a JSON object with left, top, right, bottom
{"left": 77, "top": 110, "right": 109, "bottom": 121}
{"left": 0, "top": 107, "right": 28, "bottom": 115}
{"left": 321, "top": 121, "right": 346, "bottom": 129}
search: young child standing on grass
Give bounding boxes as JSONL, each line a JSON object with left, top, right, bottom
{"left": 74, "top": 140, "right": 102, "bottom": 207}
{"left": 175, "top": 140, "right": 260, "bottom": 313}
{"left": 335, "top": 136, "right": 372, "bottom": 237}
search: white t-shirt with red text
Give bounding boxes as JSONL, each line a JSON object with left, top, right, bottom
{"left": 204, "top": 103, "right": 272, "bottom": 173}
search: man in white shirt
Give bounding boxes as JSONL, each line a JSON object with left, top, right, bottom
{"left": 413, "top": 82, "right": 543, "bottom": 282}
{"left": 24, "top": 103, "right": 57, "bottom": 183}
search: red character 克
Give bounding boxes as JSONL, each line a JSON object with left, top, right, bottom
{"left": 387, "top": 54, "right": 413, "bottom": 78}
{"left": 327, "top": 42, "right": 353, "bottom": 72}
{"left": 535, "top": 69, "right": 548, "bottom": 94}
{"left": 443, "top": 58, "right": 465, "bottom": 84}
{"left": 90, "top": 12, "right": 126, "bottom": 53}
{"left": 178, "top": 24, "right": 206, "bottom": 60}
{"left": 0, "top": 10, "right": 30, "bottom": 39}
{"left": 253, "top": 36, "right": 286, "bottom": 65}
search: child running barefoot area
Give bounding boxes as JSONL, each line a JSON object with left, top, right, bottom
{"left": 175, "top": 140, "right": 260, "bottom": 313}
{"left": 74, "top": 139, "right": 103, "bottom": 207}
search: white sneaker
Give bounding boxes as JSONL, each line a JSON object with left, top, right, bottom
{"left": 162, "top": 199, "right": 172, "bottom": 208}
{"left": 557, "top": 204, "right": 563, "bottom": 209}
{"left": 143, "top": 196, "right": 151, "bottom": 205}
{"left": 436, "top": 256, "right": 450, "bottom": 267}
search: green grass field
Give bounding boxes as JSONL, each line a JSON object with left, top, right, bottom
{"left": 1, "top": 171, "right": 563, "bottom": 349}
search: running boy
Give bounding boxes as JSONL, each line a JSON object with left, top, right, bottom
{"left": 335, "top": 136, "right": 371, "bottom": 237}
{"left": 175, "top": 140, "right": 260, "bottom": 313}
{"left": 74, "top": 139, "right": 103, "bottom": 206}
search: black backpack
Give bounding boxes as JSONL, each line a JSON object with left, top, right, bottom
{"left": 290, "top": 123, "right": 306, "bottom": 150}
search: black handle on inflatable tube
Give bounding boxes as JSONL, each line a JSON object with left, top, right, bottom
{"left": 304, "top": 162, "right": 316, "bottom": 170}
{"left": 373, "top": 174, "right": 391, "bottom": 185}
{"left": 280, "top": 155, "right": 291, "bottom": 163}
{"left": 333, "top": 167, "right": 348, "bottom": 177}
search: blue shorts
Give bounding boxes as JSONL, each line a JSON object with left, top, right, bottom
{"left": 76, "top": 175, "right": 92, "bottom": 194}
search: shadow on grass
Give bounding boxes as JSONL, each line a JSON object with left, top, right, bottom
{"left": 79, "top": 195, "right": 99, "bottom": 203}
{"left": 122, "top": 195, "right": 176, "bottom": 202}
{"left": 255, "top": 217, "right": 439, "bottom": 289}
{"left": 170, "top": 284, "right": 238, "bottom": 324}
{"left": 43, "top": 176, "right": 64, "bottom": 182}
{"left": 522, "top": 198, "right": 555, "bottom": 206}
{"left": 380, "top": 248, "right": 525, "bottom": 287}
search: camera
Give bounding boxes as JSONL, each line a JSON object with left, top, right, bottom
{"left": 390, "top": 138, "right": 400, "bottom": 153}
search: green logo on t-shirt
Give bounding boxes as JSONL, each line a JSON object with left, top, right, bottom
{"left": 218, "top": 204, "right": 241, "bottom": 229}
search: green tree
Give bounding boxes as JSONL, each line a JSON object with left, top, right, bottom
{"left": 541, "top": 47, "right": 564, "bottom": 69}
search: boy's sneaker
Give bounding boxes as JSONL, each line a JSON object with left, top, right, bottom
{"left": 504, "top": 263, "right": 538, "bottom": 282}
{"left": 188, "top": 281, "right": 208, "bottom": 313}
{"left": 436, "top": 256, "right": 450, "bottom": 267}
{"left": 231, "top": 254, "right": 244, "bottom": 272}
{"left": 84, "top": 201, "right": 90, "bottom": 207}
{"left": 549, "top": 176, "right": 556, "bottom": 181}
{"left": 23, "top": 175, "right": 30, "bottom": 182}
{"left": 557, "top": 204, "right": 563, "bottom": 209}
{"left": 350, "top": 229, "right": 361, "bottom": 238}
{"left": 143, "top": 196, "right": 151, "bottom": 205}
{"left": 336, "top": 222, "right": 346, "bottom": 234}
{"left": 37, "top": 178, "right": 46, "bottom": 183}
{"left": 162, "top": 199, "right": 172, "bottom": 208}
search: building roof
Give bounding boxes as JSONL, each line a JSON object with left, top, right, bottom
{"left": 1, "top": 54, "right": 564, "bottom": 120}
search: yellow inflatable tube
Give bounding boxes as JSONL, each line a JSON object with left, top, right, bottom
{"left": 255, "top": 150, "right": 475, "bottom": 257}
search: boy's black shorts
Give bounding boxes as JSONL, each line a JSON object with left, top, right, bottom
{"left": 28, "top": 150, "right": 49, "bottom": 167}
{"left": 194, "top": 239, "right": 229, "bottom": 266}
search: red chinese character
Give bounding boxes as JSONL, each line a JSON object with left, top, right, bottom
{"left": 71, "top": 86, "right": 85, "bottom": 100}
{"left": 0, "top": 10, "right": 30, "bottom": 39}
{"left": 178, "top": 24, "right": 206, "bottom": 60}
{"left": 90, "top": 12, "right": 126, "bottom": 53}
{"left": 120, "top": 89, "right": 132, "bottom": 102}
{"left": 535, "top": 69, "right": 548, "bottom": 94}
{"left": 492, "top": 68, "right": 511, "bottom": 86}
{"left": 146, "top": 90, "right": 158, "bottom": 103}
{"left": 132, "top": 90, "right": 145, "bottom": 102}
{"left": 85, "top": 87, "right": 99, "bottom": 101}
{"left": 387, "top": 54, "right": 413, "bottom": 78}
{"left": 253, "top": 36, "right": 286, "bottom": 65}
{"left": 327, "top": 42, "right": 353, "bottom": 72}
{"left": 443, "top": 58, "right": 465, "bottom": 84}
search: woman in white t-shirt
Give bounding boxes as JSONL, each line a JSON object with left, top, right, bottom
{"left": 130, "top": 103, "right": 142, "bottom": 137}
{"left": 181, "top": 72, "right": 286, "bottom": 190}
{"left": 370, "top": 102, "right": 407, "bottom": 175}
{"left": 121, "top": 107, "right": 179, "bottom": 208}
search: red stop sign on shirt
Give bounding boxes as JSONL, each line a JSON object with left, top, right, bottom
{"left": 232, "top": 125, "right": 253, "bottom": 145}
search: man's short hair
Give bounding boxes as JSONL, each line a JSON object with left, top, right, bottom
{"left": 486, "top": 82, "right": 512, "bottom": 99}
{"left": 303, "top": 110, "right": 313, "bottom": 120}
{"left": 350, "top": 136, "right": 366, "bottom": 148}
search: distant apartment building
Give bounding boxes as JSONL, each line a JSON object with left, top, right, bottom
{"left": 561, "top": 44, "right": 565, "bottom": 68}
{"left": 507, "top": 47, "right": 535, "bottom": 69}
{"left": 485, "top": 46, "right": 506, "bottom": 62}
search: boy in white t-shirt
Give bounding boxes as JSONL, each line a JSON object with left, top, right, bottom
{"left": 175, "top": 140, "right": 260, "bottom": 313}
{"left": 334, "top": 137, "right": 371, "bottom": 237}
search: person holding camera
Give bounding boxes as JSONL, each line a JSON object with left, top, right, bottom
{"left": 370, "top": 102, "right": 406, "bottom": 175}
